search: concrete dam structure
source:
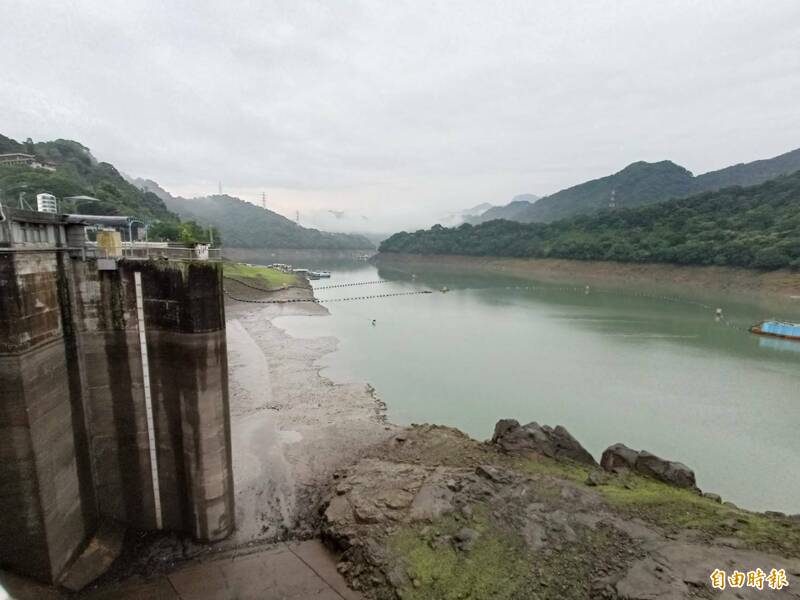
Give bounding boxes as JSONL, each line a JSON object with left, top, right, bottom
{"left": 0, "top": 208, "right": 234, "bottom": 586}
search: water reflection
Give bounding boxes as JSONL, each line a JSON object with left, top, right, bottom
{"left": 374, "top": 262, "right": 800, "bottom": 366}
{"left": 759, "top": 336, "right": 800, "bottom": 354}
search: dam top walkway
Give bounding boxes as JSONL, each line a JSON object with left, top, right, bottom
{"left": 1, "top": 540, "right": 361, "bottom": 600}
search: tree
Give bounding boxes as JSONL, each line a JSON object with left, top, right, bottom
{"left": 148, "top": 222, "right": 180, "bottom": 241}
{"left": 753, "top": 248, "right": 791, "bottom": 270}
{"left": 378, "top": 171, "right": 800, "bottom": 271}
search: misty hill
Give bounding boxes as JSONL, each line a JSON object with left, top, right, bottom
{"left": 462, "top": 202, "right": 495, "bottom": 217}
{"left": 436, "top": 202, "right": 500, "bottom": 228}
{"left": 479, "top": 147, "right": 800, "bottom": 224}
{"left": 468, "top": 194, "right": 540, "bottom": 223}
{"left": 154, "top": 188, "right": 374, "bottom": 250}
{"left": 0, "top": 134, "right": 176, "bottom": 221}
{"left": 379, "top": 171, "right": 800, "bottom": 270}
{"left": 1, "top": 134, "right": 371, "bottom": 249}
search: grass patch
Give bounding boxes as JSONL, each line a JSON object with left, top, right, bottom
{"left": 222, "top": 261, "right": 298, "bottom": 288}
{"left": 388, "top": 511, "right": 532, "bottom": 600}
{"left": 387, "top": 506, "right": 627, "bottom": 600}
{"left": 512, "top": 455, "right": 592, "bottom": 483}
{"left": 535, "top": 526, "right": 626, "bottom": 600}
{"left": 600, "top": 474, "right": 800, "bottom": 556}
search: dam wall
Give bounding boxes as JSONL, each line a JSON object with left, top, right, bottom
{"left": 0, "top": 226, "right": 234, "bottom": 585}
{"left": 0, "top": 250, "right": 91, "bottom": 583}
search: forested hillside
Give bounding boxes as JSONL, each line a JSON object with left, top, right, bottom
{"left": 517, "top": 161, "right": 696, "bottom": 223}
{"left": 695, "top": 148, "right": 800, "bottom": 190}
{"left": 380, "top": 172, "right": 800, "bottom": 270}
{"left": 475, "top": 147, "right": 800, "bottom": 224}
{"left": 0, "top": 134, "right": 176, "bottom": 221}
{"left": 161, "top": 193, "right": 374, "bottom": 250}
{"left": 1, "top": 134, "right": 372, "bottom": 249}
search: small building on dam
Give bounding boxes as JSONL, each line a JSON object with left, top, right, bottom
{"left": 0, "top": 207, "right": 235, "bottom": 587}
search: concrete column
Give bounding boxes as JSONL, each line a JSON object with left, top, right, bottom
{"left": 0, "top": 254, "right": 234, "bottom": 584}
{"left": 0, "top": 252, "right": 92, "bottom": 583}
{"left": 76, "top": 266, "right": 155, "bottom": 530}
{"left": 135, "top": 261, "right": 235, "bottom": 541}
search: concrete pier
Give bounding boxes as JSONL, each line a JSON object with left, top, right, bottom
{"left": 0, "top": 209, "right": 234, "bottom": 585}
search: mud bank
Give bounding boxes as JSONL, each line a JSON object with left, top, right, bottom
{"left": 224, "top": 283, "right": 396, "bottom": 543}
{"left": 375, "top": 254, "right": 800, "bottom": 304}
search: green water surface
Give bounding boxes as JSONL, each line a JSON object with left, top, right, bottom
{"left": 266, "top": 255, "right": 800, "bottom": 514}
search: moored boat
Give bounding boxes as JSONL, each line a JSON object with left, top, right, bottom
{"left": 750, "top": 320, "right": 800, "bottom": 341}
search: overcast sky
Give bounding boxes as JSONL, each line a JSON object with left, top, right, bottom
{"left": 2, "top": 0, "right": 799, "bottom": 232}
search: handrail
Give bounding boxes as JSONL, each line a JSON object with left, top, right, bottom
{"left": 0, "top": 246, "right": 85, "bottom": 253}
{"left": 0, "top": 245, "right": 222, "bottom": 261}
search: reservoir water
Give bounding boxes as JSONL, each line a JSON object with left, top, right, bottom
{"left": 266, "top": 256, "right": 800, "bottom": 514}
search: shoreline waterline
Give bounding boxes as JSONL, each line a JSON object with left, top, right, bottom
{"left": 223, "top": 281, "right": 395, "bottom": 543}
{"left": 373, "top": 253, "right": 800, "bottom": 309}
{"left": 265, "top": 259, "right": 800, "bottom": 515}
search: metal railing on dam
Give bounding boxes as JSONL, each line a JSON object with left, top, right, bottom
{"left": 0, "top": 244, "right": 222, "bottom": 262}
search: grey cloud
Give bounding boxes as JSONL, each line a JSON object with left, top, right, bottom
{"left": 1, "top": 0, "right": 799, "bottom": 232}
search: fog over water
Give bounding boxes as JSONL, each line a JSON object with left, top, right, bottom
{"left": 2, "top": 1, "right": 800, "bottom": 232}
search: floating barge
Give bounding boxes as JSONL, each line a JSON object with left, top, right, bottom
{"left": 750, "top": 320, "right": 800, "bottom": 341}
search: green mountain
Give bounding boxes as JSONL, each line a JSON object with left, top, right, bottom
{"left": 0, "top": 134, "right": 371, "bottom": 249}
{"left": 144, "top": 183, "right": 374, "bottom": 250}
{"left": 477, "top": 148, "right": 800, "bottom": 224}
{"left": 0, "top": 134, "right": 176, "bottom": 221}
{"left": 468, "top": 194, "right": 540, "bottom": 223}
{"left": 379, "top": 171, "right": 800, "bottom": 270}
{"left": 694, "top": 148, "right": 800, "bottom": 189}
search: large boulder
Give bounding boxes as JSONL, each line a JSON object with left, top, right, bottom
{"left": 600, "top": 444, "right": 697, "bottom": 490}
{"left": 491, "top": 419, "right": 598, "bottom": 466}
{"left": 600, "top": 443, "right": 640, "bottom": 471}
{"left": 635, "top": 451, "right": 696, "bottom": 490}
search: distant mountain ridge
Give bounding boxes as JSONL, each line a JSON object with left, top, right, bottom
{"left": 0, "top": 134, "right": 372, "bottom": 250}
{"left": 379, "top": 170, "right": 800, "bottom": 271}
{"left": 135, "top": 179, "right": 374, "bottom": 250}
{"left": 474, "top": 147, "right": 800, "bottom": 224}
{"left": 468, "top": 193, "right": 539, "bottom": 223}
{"left": 463, "top": 202, "right": 495, "bottom": 216}
{"left": 694, "top": 148, "right": 800, "bottom": 189}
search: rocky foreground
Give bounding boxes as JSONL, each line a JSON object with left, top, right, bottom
{"left": 320, "top": 420, "right": 800, "bottom": 599}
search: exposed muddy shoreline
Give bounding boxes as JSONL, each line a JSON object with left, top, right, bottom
{"left": 374, "top": 254, "right": 800, "bottom": 307}
{"left": 223, "top": 282, "right": 396, "bottom": 543}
